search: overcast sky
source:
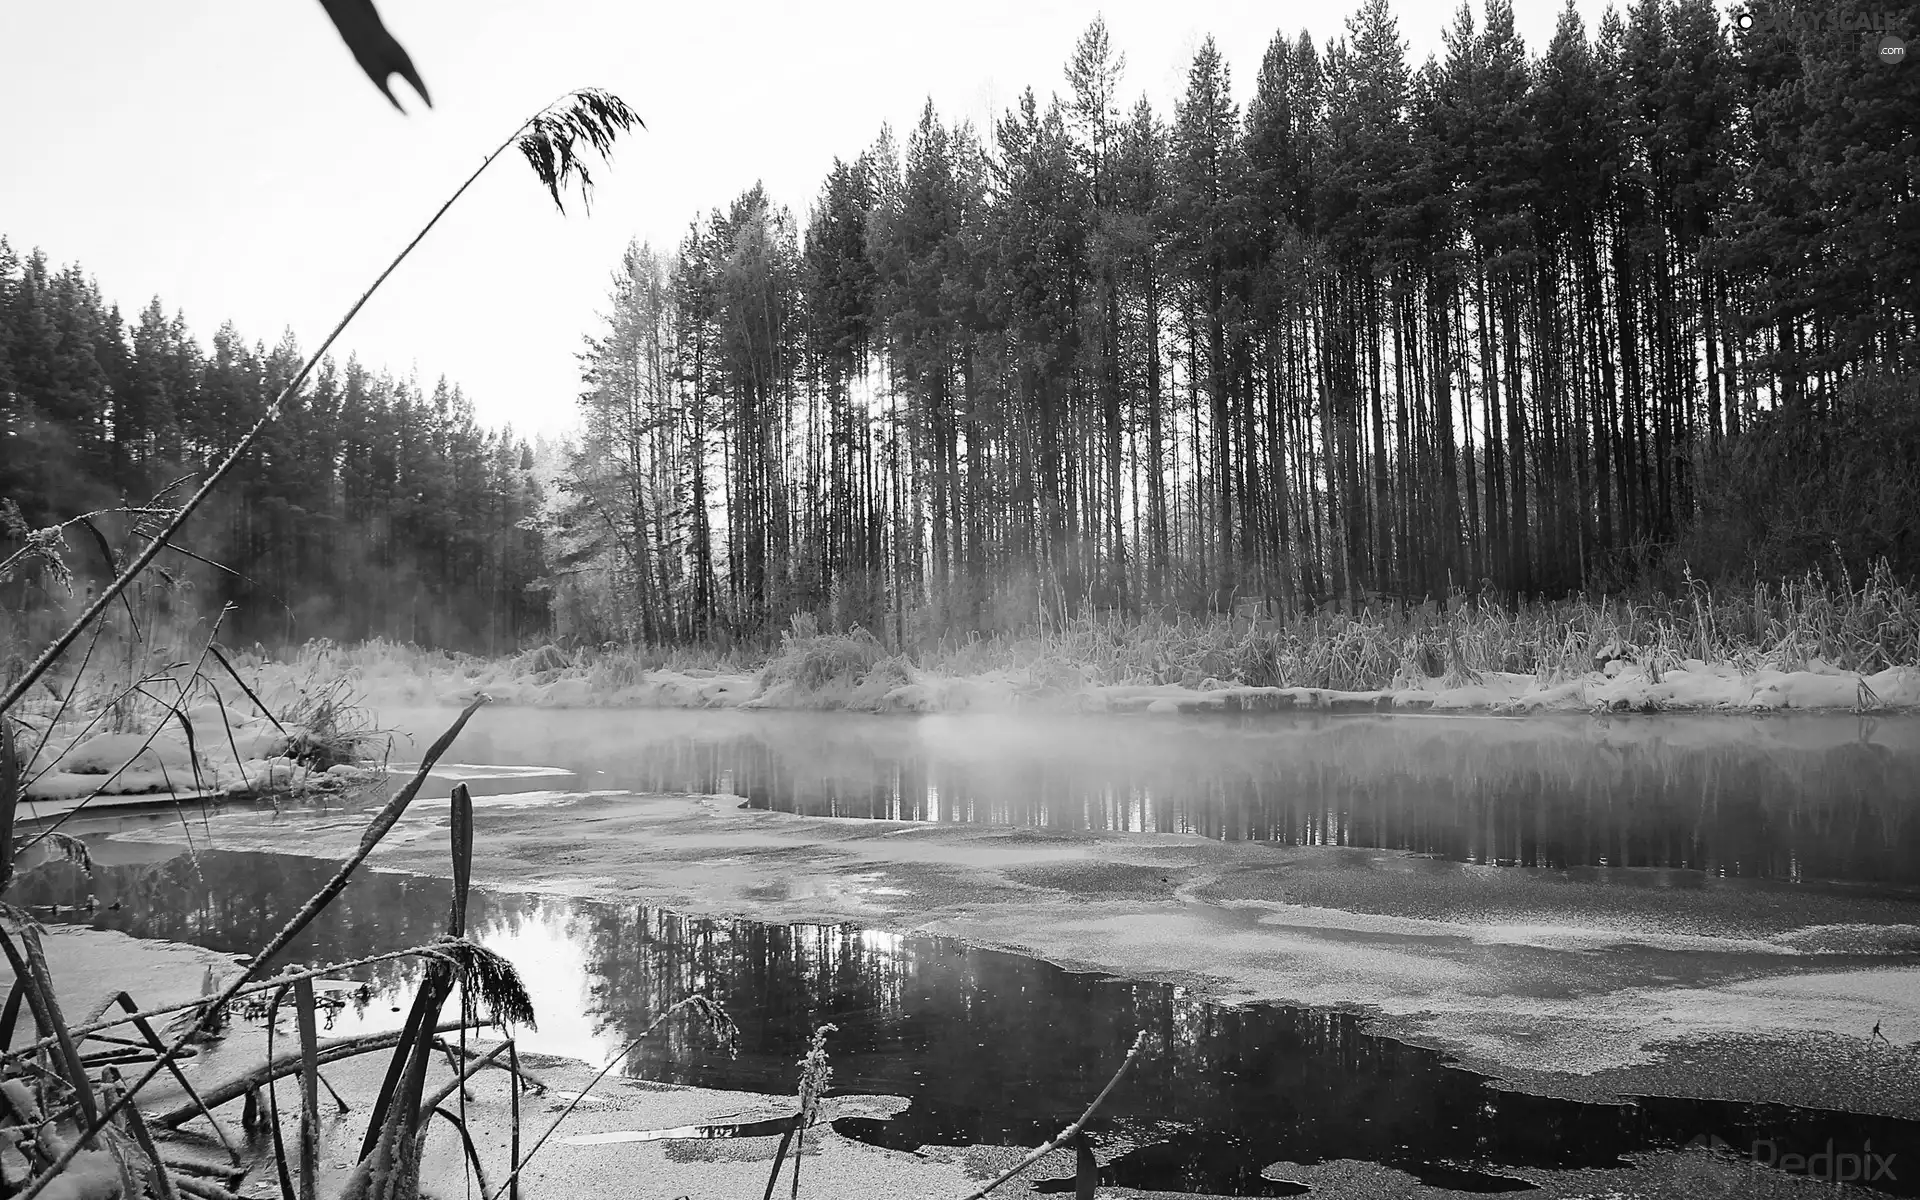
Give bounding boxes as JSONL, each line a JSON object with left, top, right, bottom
{"left": 4, "top": 0, "right": 1621, "bottom": 440}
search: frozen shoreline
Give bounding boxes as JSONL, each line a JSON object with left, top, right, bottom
{"left": 386, "top": 657, "right": 1920, "bottom": 716}
{"left": 22, "top": 655, "right": 1920, "bottom": 804}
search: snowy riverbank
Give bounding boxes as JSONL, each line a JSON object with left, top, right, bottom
{"left": 14, "top": 700, "right": 383, "bottom": 805}
{"left": 21, "top": 623, "right": 1919, "bottom": 803}
{"left": 339, "top": 652, "right": 1920, "bottom": 717}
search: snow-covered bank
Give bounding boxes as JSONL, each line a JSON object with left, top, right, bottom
{"left": 236, "top": 574, "right": 1920, "bottom": 719}
{"left": 14, "top": 700, "right": 382, "bottom": 804}
{"left": 1093, "top": 658, "right": 1920, "bottom": 716}
{"left": 325, "top": 653, "right": 1920, "bottom": 717}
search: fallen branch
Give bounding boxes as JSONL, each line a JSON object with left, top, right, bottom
{"left": 174, "top": 1180, "right": 241, "bottom": 1200}
{"left": 417, "top": 1040, "right": 514, "bottom": 1119}
{"left": 148, "top": 1021, "right": 474, "bottom": 1128}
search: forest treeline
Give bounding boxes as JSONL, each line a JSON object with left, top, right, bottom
{"left": 553, "top": 0, "right": 1917, "bottom": 644}
{"left": 4, "top": 0, "right": 1915, "bottom": 656}
{"left": 0, "top": 238, "right": 549, "bottom": 650}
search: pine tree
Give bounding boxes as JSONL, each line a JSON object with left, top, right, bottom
{"left": 1171, "top": 37, "right": 1243, "bottom": 608}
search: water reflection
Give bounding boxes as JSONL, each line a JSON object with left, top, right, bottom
{"left": 389, "top": 709, "right": 1920, "bottom": 885}
{"left": 24, "top": 847, "right": 1920, "bottom": 1195}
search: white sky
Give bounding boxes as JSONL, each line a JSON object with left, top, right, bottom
{"left": 2, "top": 0, "right": 1618, "bottom": 439}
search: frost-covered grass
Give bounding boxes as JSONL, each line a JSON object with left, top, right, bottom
{"left": 244, "top": 566, "right": 1920, "bottom": 717}
{"left": 926, "top": 563, "right": 1920, "bottom": 692}
{"left": 283, "top": 635, "right": 749, "bottom": 687}
{"left": 10, "top": 626, "right": 389, "bottom": 806}
{"left": 760, "top": 615, "right": 886, "bottom": 691}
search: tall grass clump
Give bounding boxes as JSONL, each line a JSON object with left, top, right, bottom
{"left": 272, "top": 671, "right": 387, "bottom": 771}
{"left": 757, "top": 615, "right": 889, "bottom": 698}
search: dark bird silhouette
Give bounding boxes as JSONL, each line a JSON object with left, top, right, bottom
{"left": 317, "top": 0, "right": 430, "bottom": 112}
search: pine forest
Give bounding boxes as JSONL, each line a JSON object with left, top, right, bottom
{"left": 5, "top": 0, "right": 1916, "bottom": 652}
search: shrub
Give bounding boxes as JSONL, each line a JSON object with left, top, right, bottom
{"left": 759, "top": 619, "right": 887, "bottom": 694}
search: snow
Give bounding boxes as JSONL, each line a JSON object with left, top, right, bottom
{"left": 174, "top": 637, "right": 1916, "bottom": 744}
{"left": 35, "top": 1151, "right": 128, "bottom": 1200}
{"left": 316, "top": 653, "right": 1920, "bottom": 718}
{"left": 25, "top": 768, "right": 184, "bottom": 800}
{"left": 17, "top": 709, "right": 320, "bottom": 803}
{"left": 181, "top": 702, "right": 289, "bottom": 759}
{"left": 55, "top": 731, "right": 197, "bottom": 774}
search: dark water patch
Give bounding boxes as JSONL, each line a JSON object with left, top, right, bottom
{"left": 22, "top": 843, "right": 1920, "bottom": 1196}
{"left": 399, "top": 708, "right": 1920, "bottom": 885}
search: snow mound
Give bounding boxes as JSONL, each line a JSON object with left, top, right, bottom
{"left": 55, "top": 732, "right": 198, "bottom": 775}
{"left": 22, "top": 715, "right": 331, "bottom": 803}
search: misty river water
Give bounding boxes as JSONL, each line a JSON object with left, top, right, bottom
{"left": 404, "top": 707, "right": 1920, "bottom": 885}
{"left": 29, "top": 708, "right": 1920, "bottom": 1194}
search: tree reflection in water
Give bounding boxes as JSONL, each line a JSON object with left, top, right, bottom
{"left": 434, "top": 710, "right": 1920, "bottom": 885}
{"left": 23, "top": 846, "right": 1920, "bottom": 1195}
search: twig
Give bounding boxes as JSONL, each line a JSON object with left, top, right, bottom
{"left": 417, "top": 1041, "right": 511, "bottom": 1117}
{"left": 148, "top": 1021, "right": 477, "bottom": 1129}
{"left": 207, "top": 644, "right": 287, "bottom": 734}
{"left": 19, "top": 618, "right": 104, "bottom": 788}
{"left": 484, "top": 996, "right": 726, "bottom": 1200}
{"left": 957, "top": 1032, "right": 1148, "bottom": 1200}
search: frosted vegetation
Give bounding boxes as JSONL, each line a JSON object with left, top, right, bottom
{"left": 17, "top": 566, "right": 1918, "bottom": 804}
{"left": 263, "top": 567, "right": 1920, "bottom": 716}
{"left": 14, "top": 654, "right": 386, "bottom": 805}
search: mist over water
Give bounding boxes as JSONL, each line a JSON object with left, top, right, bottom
{"left": 384, "top": 707, "right": 1920, "bottom": 886}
